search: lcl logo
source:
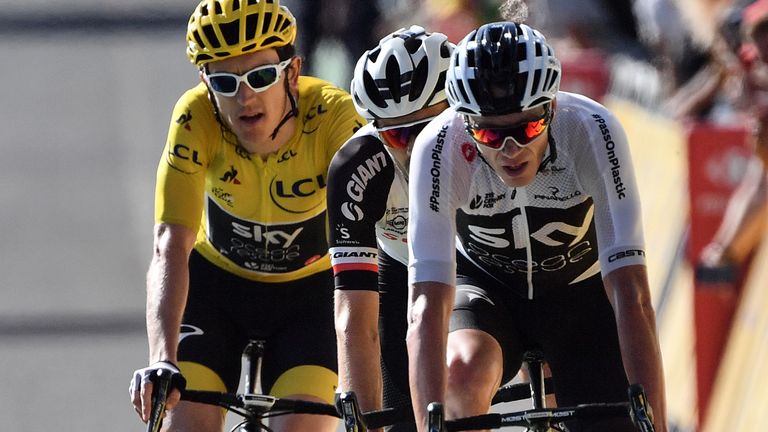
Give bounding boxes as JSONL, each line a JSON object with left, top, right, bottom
{"left": 269, "top": 175, "right": 327, "bottom": 213}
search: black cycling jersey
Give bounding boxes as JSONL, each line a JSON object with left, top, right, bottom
{"left": 328, "top": 123, "right": 409, "bottom": 289}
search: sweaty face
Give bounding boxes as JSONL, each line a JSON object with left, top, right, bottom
{"left": 205, "top": 49, "right": 298, "bottom": 156}
{"left": 468, "top": 104, "right": 553, "bottom": 187}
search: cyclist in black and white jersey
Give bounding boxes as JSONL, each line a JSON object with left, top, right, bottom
{"left": 406, "top": 22, "right": 668, "bottom": 432}
{"left": 327, "top": 26, "right": 454, "bottom": 431}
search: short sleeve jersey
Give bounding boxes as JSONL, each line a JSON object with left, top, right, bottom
{"left": 155, "top": 76, "right": 365, "bottom": 283}
{"left": 326, "top": 123, "right": 410, "bottom": 291}
{"left": 408, "top": 92, "right": 647, "bottom": 299}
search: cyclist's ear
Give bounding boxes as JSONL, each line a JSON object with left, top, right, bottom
{"left": 286, "top": 56, "right": 302, "bottom": 90}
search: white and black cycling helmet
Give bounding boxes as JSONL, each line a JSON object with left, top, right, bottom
{"left": 351, "top": 25, "right": 454, "bottom": 121}
{"left": 447, "top": 22, "right": 561, "bottom": 115}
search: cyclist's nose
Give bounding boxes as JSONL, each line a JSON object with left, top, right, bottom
{"left": 236, "top": 82, "right": 257, "bottom": 104}
{"left": 499, "top": 137, "right": 524, "bottom": 156}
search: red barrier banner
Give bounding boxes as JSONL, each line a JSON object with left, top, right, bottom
{"left": 559, "top": 49, "right": 609, "bottom": 102}
{"left": 686, "top": 121, "right": 750, "bottom": 427}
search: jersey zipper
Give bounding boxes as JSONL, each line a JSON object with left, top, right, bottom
{"left": 516, "top": 188, "right": 535, "bottom": 299}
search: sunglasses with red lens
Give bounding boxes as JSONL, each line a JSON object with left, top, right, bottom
{"left": 465, "top": 104, "right": 551, "bottom": 150}
{"left": 376, "top": 117, "right": 436, "bottom": 149}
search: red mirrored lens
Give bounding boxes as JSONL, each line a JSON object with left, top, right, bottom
{"left": 467, "top": 106, "right": 550, "bottom": 149}
{"left": 379, "top": 122, "right": 429, "bottom": 149}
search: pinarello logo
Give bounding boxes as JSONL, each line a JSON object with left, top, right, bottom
{"left": 461, "top": 142, "right": 476, "bottom": 162}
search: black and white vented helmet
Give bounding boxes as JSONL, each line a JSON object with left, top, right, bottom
{"left": 446, "top": 22, "right": 561, "bottom": 115}
{"left": 351, "top": 25, "right": 454, "bottom": 121}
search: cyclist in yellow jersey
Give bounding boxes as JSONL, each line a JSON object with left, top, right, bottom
{"left": 128, "top": 1, "right": 364, "bottom": 431}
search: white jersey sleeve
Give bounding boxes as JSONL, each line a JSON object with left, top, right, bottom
{"left": 566, "top": 94, "right": 647, "bottom": 274}
{"left": 407, "top": 111, "right": 471, "bottom": 286}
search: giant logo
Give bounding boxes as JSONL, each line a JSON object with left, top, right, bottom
{"left": 341, "top": 202, "right": 364, "bottom": 221}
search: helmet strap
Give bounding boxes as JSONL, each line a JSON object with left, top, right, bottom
{"left": 269, "top": 72, "right": 299, "bottom": 140}
{"left": 537, "top": 128, "right": 558, "bottom": 173}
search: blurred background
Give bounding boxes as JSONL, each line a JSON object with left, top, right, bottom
{"left": 1, "top": 0, "right": 766, "bottom": 431}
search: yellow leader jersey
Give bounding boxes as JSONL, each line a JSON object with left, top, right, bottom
{"left": 155, "top": 76, "right": 365, "bottom": 282}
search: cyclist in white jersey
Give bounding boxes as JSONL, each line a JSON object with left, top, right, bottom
{"left": 406, "top": 22, "right": 668, "bottom": 432}
{"left": 327, "top": 26, "right": 453, "bottom": 431}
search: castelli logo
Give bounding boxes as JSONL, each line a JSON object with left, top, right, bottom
{"left": 461, "top": 142, "right": 476, "bottom": 162}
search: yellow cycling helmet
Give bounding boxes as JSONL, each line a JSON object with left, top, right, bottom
{"left": 186, "top": 0, "right": 297, "bottom": 67}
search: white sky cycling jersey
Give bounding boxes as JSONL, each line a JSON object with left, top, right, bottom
{"left": 407, "top": 92, "right": 647, "bottom": 299}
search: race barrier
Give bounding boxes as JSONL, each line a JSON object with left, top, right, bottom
{"left": 606, "top": 97, "right": 695, "bottom": 431}
{"left": 686, "top": 123, "right": 752, "bottom": 427}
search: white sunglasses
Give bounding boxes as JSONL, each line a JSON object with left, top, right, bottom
{"left": 205, "top": 59, "right": 292, "bottom": 97}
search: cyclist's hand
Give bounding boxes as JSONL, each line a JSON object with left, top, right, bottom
{"left": 129, "top": 361, "right": 184, "bottom": 422}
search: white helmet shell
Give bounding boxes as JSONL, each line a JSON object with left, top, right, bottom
{"left": 447, "top": 22, "right": 561, "bottom": 115}
{"left": 351, "top": 25, "right": 454, "bottom": 121}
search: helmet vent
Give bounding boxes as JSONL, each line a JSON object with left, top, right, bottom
{"left": 214, "top": 1, "right": 223, "bottom": 14}
{"left": 232, "top": 0, "right": 240, "bottom": 11}
{"left": 363, "top": 72, "right": 387, "bottom": 109}
{"left": 410, "top": 58, "right": 428, "bottom": 101}
{"left": 368, "top": 47, "right": 381, "bottom": 63}
{"left": 440, "top": 44, "right": 451, "bottom": 58}
{"left": 245, "top": 13, "right": 257, "bottom": 40}
{"left": 278, "top": 16, "right": 292, "bottom": 32}
{"left": 262, "top": 12, "right": 273, "bottom": 35}
{"left": 384, "top": 55, "right": 407, "bottom": 102}
{"left": 404, "top": 37, "right": 421, "bottom": 54}
{"left": 531, "top": 69, "right": 542, "bottom": 95}
{"left": 192, "top": 30, "right": 206, "bottom": 49}
{"left": 202, "top": 24, "right": 221, "bottom": 48}
{"left": 263, "top": 36, "right": 283, "bottom": 46}
{"left": 220, "top": 20, "right": 241, "bottom": 46}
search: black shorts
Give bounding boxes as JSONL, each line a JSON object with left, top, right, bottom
{"left": 450, "top": 255, "right": 634, "bottom": 431}
{"left": 177, "top": 250, "right": 337, "bottom": 403}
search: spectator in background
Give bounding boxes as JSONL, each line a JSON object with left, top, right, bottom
{"left": 698, "top": 0, "right": 768, "bottom": 278}
{"left": 663, "top": 2, "right": 750, "bottom": 121}
{"left": 522, "top": 0, "right": 647, "bottom": 57}
{"left": 419, "top": 0, "right": 503, "bottom": 43}
{"left": 633, "top": 0, "right": 711, "bottom": 96}
{"left": 282, "top": 0, "right": 381, "bottom": 83}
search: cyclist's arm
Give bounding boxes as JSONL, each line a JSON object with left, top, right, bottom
{"left": 578, "top": 103, "right": 667, "bottom": 430}
{"left": 327, "top": 134, "right": 392, "bottom": 418}
{"left": 406, "top": 280, "right": 454, "bottom": 432}
{"left": 603, "top": 265, "right": 667, "bottom": 432}
{"left": 406, "top": 113, "right": 464, "bottom": 431}
{"left": 147, "top": 223, "right": 196, "bottom": 364}
{"left": 335, "top": 290, "right": 383, "bottom": 417}
{"left": 140, "top": 222, "right": 196, "bottom": 419}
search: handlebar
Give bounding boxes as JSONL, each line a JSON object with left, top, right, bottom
{"left": 145, "top": 385, "right": 339, "bottom": 432}
{"left": 145, "top": 368, "right": 186, "bottom": 432}
{"left": 342, "top": 384, "right": 656, "bottom": 432}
